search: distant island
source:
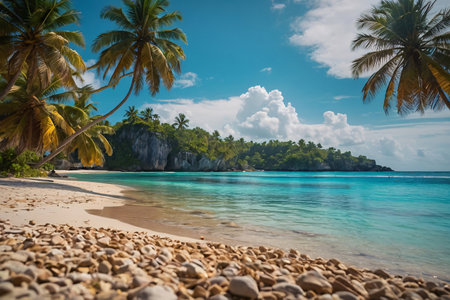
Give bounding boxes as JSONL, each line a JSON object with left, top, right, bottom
{"left": 57, "top": 120, "right": 392, "bottom": 172}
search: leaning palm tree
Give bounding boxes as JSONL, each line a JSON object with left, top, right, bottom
{"left": 352, "top": 0, "right": 449, "bottom": 114}
{"left": 35, "top": 0, "right": 186, "bottom": 168}
{"left": 0, "top": 75, "right": 75, "bottom": 154}
{"left": 56, "top": 97, "right": 113, "bottom": 167}
{"left": 0, "top": 0, "right": 86, "bottom": 100}
{"left": 172, "top": 113, "right": 189, "bottom": 129}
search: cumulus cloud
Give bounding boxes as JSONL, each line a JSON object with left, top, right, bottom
{"left": 174, "top": 72, "right": 198, "bottom": 88}
{"left": 289, "top": 0, "right": 446, "bottom": 78}
{"left": 146, "top": 85, "right": 450, "bottom": 171}
{"left": 260, "top": 67, "right": 272, "bottom": 73}
{"left": 73, "top": 59, "right": 102, "bottom": 89}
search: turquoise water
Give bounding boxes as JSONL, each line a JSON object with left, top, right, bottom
{"left": 71, "top": 171, "right": 450, "bottom": 281}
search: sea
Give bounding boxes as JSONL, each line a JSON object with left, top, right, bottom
{"left": 70, "top": 171, "right": 450, "bottom": 281}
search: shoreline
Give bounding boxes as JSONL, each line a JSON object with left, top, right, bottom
{"left": 0, "top": 176, "right": 449, "bottom": 299}
{"left": 0, "top": 177, "right": 199, "bottom": 243}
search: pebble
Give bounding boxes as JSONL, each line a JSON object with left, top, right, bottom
{"left": 134, "top": 285, "right": 177, "bottom": 300}
{"left": 229, "top": 276, "right": 259, "bottom": 299}
{"left": 296, "top": 270, "right": 332, "bottom": 294}
{"left": 0, "top": 221, "right": 445, "bottom": 300}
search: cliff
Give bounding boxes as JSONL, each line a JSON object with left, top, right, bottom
{"left": 99, "top": 124, "right": 392, "bottom": 172}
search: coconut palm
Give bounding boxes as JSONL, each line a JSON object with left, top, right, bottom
{"left": 35, "top": 0, "right": 186, "bottom": 168}
{"left": 173, "top": 113, "right": 189, "bottom": 129}
{"left": 0, "top": 75, "right": 75, "bottom": 154}
{"left": 352, "top": 0, "right": 449, "bottom": 114}
{"left": 0, "top": 0, "right": 86, "bottom": 100}
{"left": 140, "top": 107, "right": 155, "bottom": 122}
{"left": 124, "top": 105, "right": 140, "bottom": 123}
{"left": 56, "top": 95, "right": 113, "bottom": 167}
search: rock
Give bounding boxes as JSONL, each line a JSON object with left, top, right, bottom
{"left": 318, "top": 294, "right": 333, "bottom": 300}
{"left": 332, "top": 275, "right": 368, "bottom": 297}
{"left": 272, "top": 282, "right": 305, "bottom": 296}
{"left": 133, "top": 285, "right": 177, "bottom": 300}
{"left": 193, "top": 285, "right": 209, "bottom": 298}
{"left": 0, "top": 282, "right": 14, "bottom": 296}
{"left": 209, "top": 295, "right": 229, "bottom": 300}
{"left": 10, "top": 274, "right": 32, "bottom": 286}
{"left": 68, "top": 272, "right": 92, "bottom": 283}
{"left": 98, "top": 261, "right": 112, "bottom": 274}
{"left": 209, "top": 284, "right": 223, "bottom": 296}
{"left": 401, "top": 291, "right": 423, "bottom": 300}
{"left": 332, "top": 291, "right": 359, "bottom": 300}
{"left": 374, "top": 269, "right": 391, "bottom": 279}
{"left": 260, "top": 273, "right": 276, "bottom": 286}
{"left": 48, "top": 248, "right": 65, "bottom": 256}
{"left": 431, "top": 287, "right": 449, "bottom": 296}
{"left": 229, "top": 276, "right": 259, "bottom": 299}
{"left": 209, "top": 276, "right": 228, "bottom": 286}
{"left": 97, "top": 237, "right": 111, "bottom": 247}
{"left": 364, "top": 279, "right": 385, "bottom": 291}
{"left": 184, "top": 262, "right": 207, "bottom": 278}
{"left": 368, "top": 286, "right": 397, "bottom": 300}
{"left": 296, "top": 271, "right": 332, "bottom": 294}
{"left": 51, "top": 234, "right": 65, "bottom": 245}
{"left": 140, "top": 245, "right": 156, "bottom": 257}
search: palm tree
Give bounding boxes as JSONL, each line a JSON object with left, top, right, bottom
{"left": 57, "top": 95, "right": 113, "bottom": 167}
{"left": 124, "top": 105, "right": 140, "bottom": 123}
{"left": 173, "top": 113, "right": 189, "bottom": 129}
{"left": 0, "top": 0, "right": 86, "bottom": 100}
{"left": 352, "top": 0, "right": 449, "bottom": 114}
{"left": 140, "top": 107, "right": 155, "bottom": 122}
{"left": 35, "top": 0, "right": 186, "bottom": 167}
{"left": 0, "top": 75, "right": 75, "bottom": 154}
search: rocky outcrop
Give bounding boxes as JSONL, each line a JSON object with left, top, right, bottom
{"left": 105, "top": 124, "right": 171, "bottom": 171}
{"left": 167, "top": 152, "right": 228, "bottom": 171}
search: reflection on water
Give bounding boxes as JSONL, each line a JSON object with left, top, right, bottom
{"left": 71, "top": 171, "right": 450, "bottom": 282}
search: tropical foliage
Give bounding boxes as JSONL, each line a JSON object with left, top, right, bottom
{"left": 0, "top": 149, "right": 53, "bottom": 177}
{"left": 106, "top": 121, "right": 387, "bottom": 171}
{"left": 352, "top": 0, "right": 450, "bottom": 114}
{"left": 34, "top": 0, "right": 187, "bottom": 167}
{"left": 173, "top": 113, "right": 189, "bottom": 129}
{"left": 0, "top": 0, "right": 86, "bottom": 100}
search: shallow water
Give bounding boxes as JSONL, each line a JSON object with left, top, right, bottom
{"left": 71, "top": 171, "right": 450, "bottom": 281}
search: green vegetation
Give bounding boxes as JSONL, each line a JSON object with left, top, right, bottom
{"left": 352, "top": 0, "right": 449, "bottom": 114}
{"left": 106, "top": 112, "right": 390, "bottom": 171}
{"left": 0, "top": 149, "right": 53, "bottom": 177}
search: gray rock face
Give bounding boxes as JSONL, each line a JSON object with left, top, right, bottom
{"left": 167, "top": 152, "right": 227, "bottom": 171}
{"left": 229, "top": 276, "right": 259, "bottom": 299}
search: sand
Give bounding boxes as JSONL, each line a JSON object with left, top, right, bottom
{"left": 0, "top": 177, "right": 199, "bottom": 243}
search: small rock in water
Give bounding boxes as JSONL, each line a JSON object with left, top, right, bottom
{"left": 229, "top": 276, "right": 259, "bottom": 299}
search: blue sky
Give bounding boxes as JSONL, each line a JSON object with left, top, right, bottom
{"left": 73, "top": 0, "right": 449, "bottom": 171}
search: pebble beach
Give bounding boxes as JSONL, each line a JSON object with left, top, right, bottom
{"left": 0, "top": 177, "right": 449, "bottom": 299}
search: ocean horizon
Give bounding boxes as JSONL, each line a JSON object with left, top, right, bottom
{"left": 71, "top": 171, "right": 450, "bottom": 282}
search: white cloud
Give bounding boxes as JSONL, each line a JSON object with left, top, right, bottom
{"left": 174, "top": 72, "right": 198, "bottom": 88}
{"left": 272, "top": 3, "right": 286, "bottom": 10}
{"left": 260, "top": 67, "right": 272, "bottom": 73}
{"left": 147, "top": 85, "right": 450, "bottom": 171}
{"left": 333, "top": 95, "right": 354, "bottom": 101}
{"left": 289, "top": 0, "right": 446, "bottom": 78}
{"left": 74, "top": 71, "right": 102, "bottom": 89}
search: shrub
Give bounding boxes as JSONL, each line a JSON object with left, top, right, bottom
{"left": 0, "top": 149, "right": 53, "bottom": 177}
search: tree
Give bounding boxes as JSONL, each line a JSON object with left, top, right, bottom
{"left": 35, "top": 0, "right": 186, "bottom": 167}
{"left": 57, "top": 94, "right": 113, "bottom": 167}
{"left": 0, "top": 75, "right": 75, "bottom": 154}
{"left": 124, "top": 106, "right": 140, "bottom": 123}
{"left": 352, "top": 0, "right": 449, "bottom": 114}
{"left": 140, "top": 107, "right": 156, "bottom": 122}
{"left": 0, "top": 0, "right": 86, "bottom": 100}
{"left": 173, "top": 113, "right": 189, "bottom": 129}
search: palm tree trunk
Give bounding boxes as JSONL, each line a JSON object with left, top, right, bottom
{"left": 0, "top": 68, "right": 23, "bottom": 101}
{"left": 34, "top": 78, "right": 136, "bottom": 168}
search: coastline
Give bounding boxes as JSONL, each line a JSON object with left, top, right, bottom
{"left": 0, "top": 176, "right": 199, "bottom": 243}
{"left": 0, "top": 175, "right": 449, "bottom": 299}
